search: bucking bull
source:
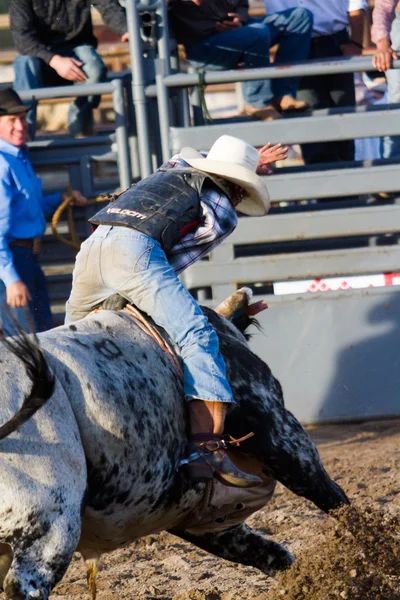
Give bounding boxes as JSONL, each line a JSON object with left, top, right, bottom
{"left": 0, "top": 288, "right": 349, "bottom": 600}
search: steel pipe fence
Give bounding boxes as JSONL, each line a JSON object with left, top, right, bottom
{"left": 18, "top": 78, "right": 132, "bottom": 190}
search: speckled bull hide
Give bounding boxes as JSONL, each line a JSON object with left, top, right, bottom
{"left": 0, "top": 292, "right": 348, "bottom": 600}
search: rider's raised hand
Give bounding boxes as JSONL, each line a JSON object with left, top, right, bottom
{"left": 257, "top": 143, "right": 288, "bottom": 174}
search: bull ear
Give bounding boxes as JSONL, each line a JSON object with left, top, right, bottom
{"left": 214, "top": 287, "right": 253, "bottom": 320}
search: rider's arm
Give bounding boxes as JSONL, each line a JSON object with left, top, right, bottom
{"left": 168, "top": 189, "right": 238, "bottom": 274}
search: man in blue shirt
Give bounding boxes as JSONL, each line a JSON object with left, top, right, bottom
{"left": 0, "top": 88, "right": 87, "bottom": 333}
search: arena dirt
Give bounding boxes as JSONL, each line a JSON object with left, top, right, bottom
{"left": 52, "top": 419, "right": 400, "bottom": 600}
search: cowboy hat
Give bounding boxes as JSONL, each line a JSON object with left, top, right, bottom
{"left": 181, "top": 135, "right": 270, "bottom": 216}
{"left": 0, "top": 88, "right": 31, "bottom": 116}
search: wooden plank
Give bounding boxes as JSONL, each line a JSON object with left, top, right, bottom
{"left": 230, "top": 205, "right": 400, "bottom": 244}
{"left": 182, "top": 245, "right": 400, "bottom": 287}
{"left": 170, "top": 105, "right": 400, "bottom": 154}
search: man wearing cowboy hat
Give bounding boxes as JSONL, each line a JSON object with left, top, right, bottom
{"left": 65, "top": 135, "right": 287, "bottom": 488}
{"left": 0, "top": 88, "right": 87, "bottom": 333}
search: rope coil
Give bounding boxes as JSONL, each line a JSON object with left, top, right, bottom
{"left": 51, "top": 185, "right": 119, "bottom": 253}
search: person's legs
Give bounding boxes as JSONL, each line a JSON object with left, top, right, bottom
{"left": 65, "top": 227, "right": 114, "bottom": 323}
{"left": 328, "top": 71, "right": 356, "bottom": 162}
{"left": 383, "top": 12, "right": 400, "bottom": 158}
{"left": 298, "top": 34, "right": 355, "bottom": 164}
{"left": 0, "top": 247, "right": 52, "bottom": 334}
{"left": 261, "top": 7, "right": 313, "bottom": 101}
{"left": 187, "top": 25, "right": 276, "bottom": 110}
{"left": 0, "top": 281, "right": 33, "bottom": 335}
{"left": 31, "top": 255, "right": 54, "bottom": 332}
{"left": 101, "top": 228, "right": 233, "bottom": 403}
{"left": 67, "top": 226, "right": 260, "bottom": 487}
{"left": 66, "top": 45, "right": 107, "bottom": 136}
{"left": 13, "top": 55, "right": 49, "bottom": 139}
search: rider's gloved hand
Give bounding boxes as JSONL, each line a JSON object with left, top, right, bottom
{"left": 101, "top": 294, "right": 128, "bottom": 311}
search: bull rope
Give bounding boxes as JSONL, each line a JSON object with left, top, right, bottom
{"left": 88, "top": 304, "right": 184, "bottom": 381}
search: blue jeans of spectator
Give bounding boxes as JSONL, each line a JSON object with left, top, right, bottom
{"left": 298, "top": 29, "right": 355, "bottom": 164}
{"left": 0, "top": 246, "right": 53, "bottom": 335}
{"left": 383, "top": 11, "right": 400, "bottom": 158}
{"left": 14, "top": 45, "right": 107, "bottom": 139}
{"left": 186, "top": 8, "right": 313, "bottom": 108}
{"left": 65, "top": 225, "right": 234, "bottom": 404}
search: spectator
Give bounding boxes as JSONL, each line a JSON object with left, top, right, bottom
{"left": 0, "top": 88, "right": 87, "bottom": 334}
{"left": 168, "top": 0, "right": 313, "bottom": 121}
{"left": 265, "top": 0, "right": 368, "bottom": 164}
{"left": 9, "top": 0, "right": 129, "bottom": 139}
{"left": 372, "top": 0, "right": 400, "bottom": 159}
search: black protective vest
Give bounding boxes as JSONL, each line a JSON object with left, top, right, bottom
{"left": 89, "top": 167, "right": 222, "bottom": 253}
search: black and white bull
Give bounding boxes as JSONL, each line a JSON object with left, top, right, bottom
{"left": 0, "top": 289, "right": 349, "bottom": 600}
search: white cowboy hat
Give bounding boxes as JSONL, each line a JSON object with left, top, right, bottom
{"left": 180, "top": 135, "right": 270, "bottom": 216}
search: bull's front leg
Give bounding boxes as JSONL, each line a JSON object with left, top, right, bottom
{"left": 226, "top": 395, "right": 349, "bottom": 514}
{"left": 169, "top": 523, "right": 294, "bottom": 575}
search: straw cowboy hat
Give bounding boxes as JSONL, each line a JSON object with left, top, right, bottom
{"left": 181, "top": 135, "right": 270, "bottom": 216}
{"left": 0, "top": 88, "right": 31, "bottom": 116}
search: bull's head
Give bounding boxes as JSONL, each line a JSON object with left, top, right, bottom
{"left": 214, "top": 287, "right": 267, "bottom": 338}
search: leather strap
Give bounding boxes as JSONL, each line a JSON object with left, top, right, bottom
{"left": 10, "top": 237, "right": 42, "bottom": 254}
{"left": 191, "top": 432, "right": 255, "bottom": 453}
{"left": 10, "top": 238, "right": 34, "bottom": 249}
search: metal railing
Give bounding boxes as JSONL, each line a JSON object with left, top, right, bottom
{"left": 18, "top": 78, "right": 132, "bottom": 190}
{"left": 122, "top": 0, "right": 400, "bottom": 188}
{"left": 152, "top": 54, "right": 399, "bottom": 161}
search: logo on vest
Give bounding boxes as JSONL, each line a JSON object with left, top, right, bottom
{"left": 106, "top": 207, "right": 146, "bottom": 220}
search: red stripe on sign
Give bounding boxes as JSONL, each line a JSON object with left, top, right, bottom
{"left": 384, "top": 273, "right": 400, "bottom": 285}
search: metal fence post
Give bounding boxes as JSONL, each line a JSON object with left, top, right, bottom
{"left": 112, "top": 78, "right": 132, "bottom": 190}
{"left": 125, "top": 0, "right": 153, "bottom": 178}
{"left": 156, "top": 0, "right": 171, "bottom": 69}
{"left": 157, "top": 0, "right": 190, "bottom": 128}
{"left": 156, "top": 59, "right": 172, "bottom": 162}
{"left": 187, "top": 66, "right": 205, "bottom": 126}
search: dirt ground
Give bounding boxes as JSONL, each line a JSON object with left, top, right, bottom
{"left": 52, "top": 419, "right": 400, "bottom": 600}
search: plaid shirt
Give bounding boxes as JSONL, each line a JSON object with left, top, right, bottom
{"left": 159, "top": 155, "right": 238, "bottom": 275}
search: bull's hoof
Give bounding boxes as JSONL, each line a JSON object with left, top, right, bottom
{"left": 4, "top": 575, "right": 46, "bottom": 600}
{"left": 268, "top": 544, "right": 295, "bottom": 573}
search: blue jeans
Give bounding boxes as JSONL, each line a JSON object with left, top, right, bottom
{"left": 383, "top": 12, "right": 400, "bottom": 158}
{"left": 65, "top": 226, "right": 233, "bottom": 404}
{"left": 14, "top": 45, "right": 107, "bottom": 139}
{"left": 186, "top": 8, "right": 313, "bottom": 108}
{"left": 0, "top": 246, "right": 53, "bottom": 334}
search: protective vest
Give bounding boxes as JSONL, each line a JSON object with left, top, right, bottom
{"left": 89, "top": 167, "right": 224, "bottom": 253}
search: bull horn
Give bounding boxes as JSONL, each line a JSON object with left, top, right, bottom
{"left": 215, "top": 287, "right": 253, "bottom": 319}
